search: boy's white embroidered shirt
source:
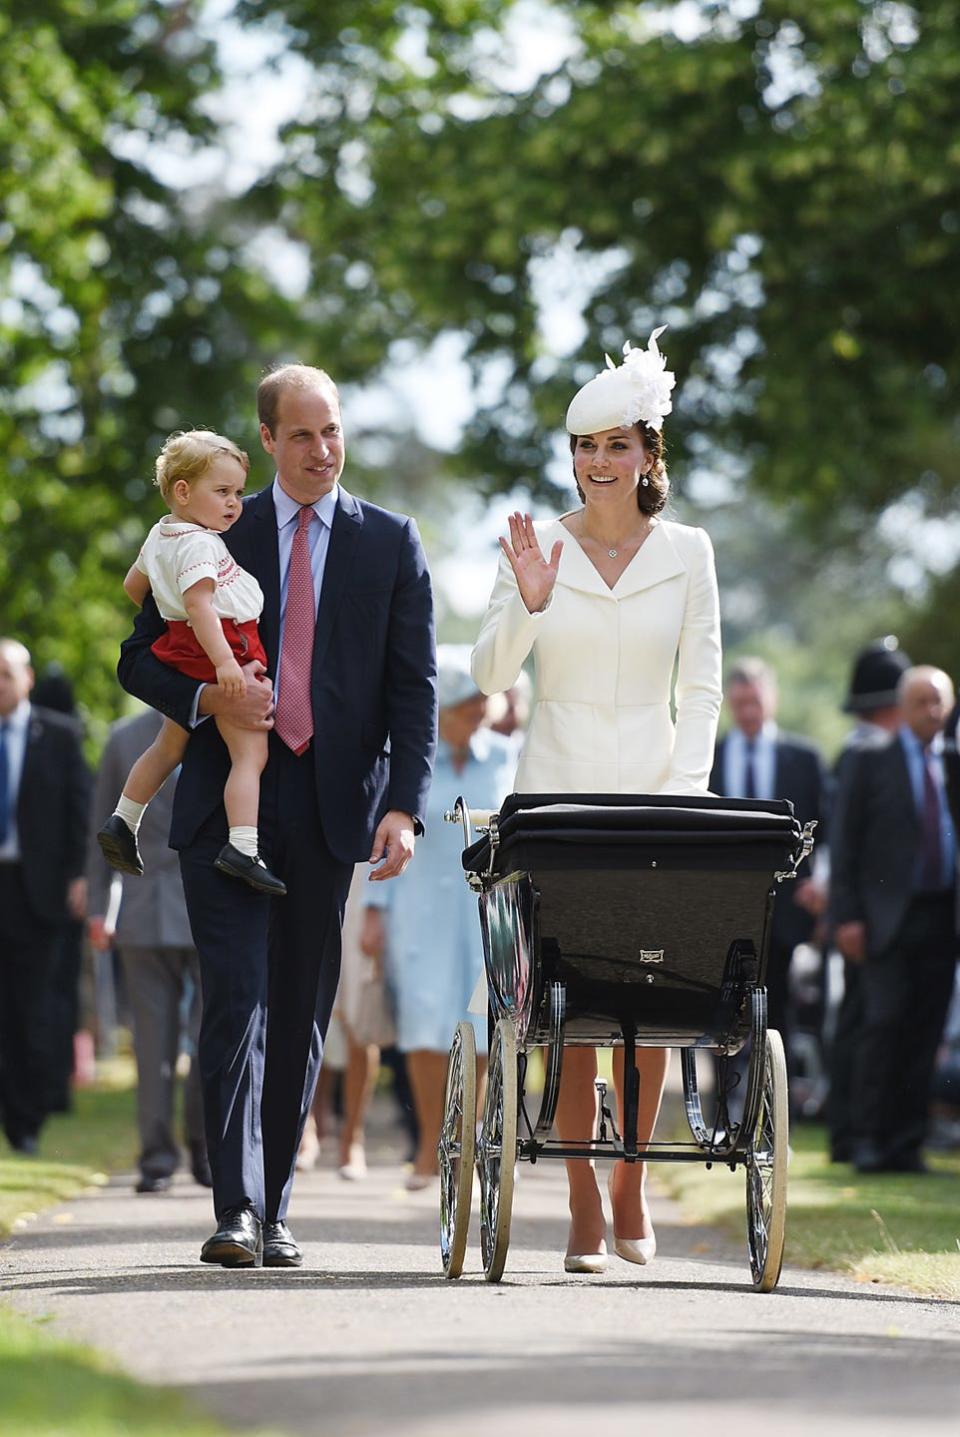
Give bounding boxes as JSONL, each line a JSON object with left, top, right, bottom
{"left": 136, "top": 518, "right": 264, "bottom": 624}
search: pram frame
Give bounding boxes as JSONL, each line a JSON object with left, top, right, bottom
{"left": 438, "top": 793, "right": 814, "bottom": 1292}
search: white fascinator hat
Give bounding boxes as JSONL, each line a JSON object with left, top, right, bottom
{"left": 565, "top": 326, "right": 676, "bottom": 436}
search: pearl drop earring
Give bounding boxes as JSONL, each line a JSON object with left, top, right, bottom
{"left": 642, "top": 475, "right": 650, "bottom": 487}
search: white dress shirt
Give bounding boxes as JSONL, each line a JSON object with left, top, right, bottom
{"left": 723, "top": 721, "right": 779, "bottom": 801}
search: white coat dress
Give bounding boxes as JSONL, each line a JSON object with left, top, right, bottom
{"left": 471, "top": 517, "right": 722, "bottom": 796}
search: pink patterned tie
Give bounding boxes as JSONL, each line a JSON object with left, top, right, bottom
{"left": 275, "top": 505, "right": 315, "bottom": 755}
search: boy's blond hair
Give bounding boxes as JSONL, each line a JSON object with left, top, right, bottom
{"left": 154, "top": 430, "right": 250, "bottom": 502}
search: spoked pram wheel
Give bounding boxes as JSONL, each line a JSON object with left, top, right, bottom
{"left": 438, "top": 1021, "right": 478, "bottom": 1279}
{"left": 478, "top": 1016, "right": 518, "bottom": 1283}
{"left": 746, "top": 1028, "right": 789, "bottom": 1291}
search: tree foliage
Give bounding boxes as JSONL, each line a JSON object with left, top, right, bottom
{"left": 239, "top": 0, "right": 960, "bottom": 532}
{"left": 0, "top": 1, "right": 290, "bottom": 728}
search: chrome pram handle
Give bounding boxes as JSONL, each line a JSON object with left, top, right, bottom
{"left": 444, "top": 796, "right": 498, "bottom": 889}
{"left": 774, "top": 819, "right": 817, "bottom": 882}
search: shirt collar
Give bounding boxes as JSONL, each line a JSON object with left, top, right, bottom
{"left": 731, "top": 720, "right": 777, "bottom": 749}
{"left": 900, "top": 724, "right": 943, "bottom": 758}
{"left": 272, "top": 477, "right": 339, "bottom": 531}
{"left": 1, "top": 698, "right": 31, "bottom": 734}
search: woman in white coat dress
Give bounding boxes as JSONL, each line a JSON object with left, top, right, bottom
{"left": 471, "top": 331, "right": 722, "bottom": 1273}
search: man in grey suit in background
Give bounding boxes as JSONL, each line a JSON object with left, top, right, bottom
{"left": 87, "top": 709, "right": 210, "bottom": 1194}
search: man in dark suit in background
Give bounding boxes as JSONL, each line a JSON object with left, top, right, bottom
{"left": 826, "top": 637, "right": 911, "bottom": 1162}
{"left": 831, "top": 665, "right": 958, "bottom": 1173}
{"left": 0, "top": 638, "right": 91, "bottom": 1154}
{"left": 710, "top": 657, "right": 828, "bottom": 1062}
{"left": 118, "top": 364, "right": 437, "bottom": 1268}
{"left": 87, "top": 708, "right": 210, "bottom": 1195}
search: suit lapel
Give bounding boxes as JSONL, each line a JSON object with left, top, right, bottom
{"left": 16, "top": 710, "right": 46, "bottom": 819}
{"left": 888, "top": 736, "right": 919, "bottom": 831}
{"left": 555, "top": 520, "right": 686, "bottom": 598}
{"left": 312, "top": 488, "right": 364, "bottom": 676}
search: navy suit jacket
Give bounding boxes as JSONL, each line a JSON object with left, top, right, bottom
{"left": 830, "top": 734, "right": 957, "bottom": 958}
{"left": 117, "top": 485, "right": 438, "bottom": 863}
{"left": 13, "top": 706, "right": 91, "bottom": 923}
{"left": 710, "top": 730, "right": 828, "bottom": 950}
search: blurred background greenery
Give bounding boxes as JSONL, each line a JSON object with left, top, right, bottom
{"left": 3, "top": 0, "right": 958, "bottom": 757}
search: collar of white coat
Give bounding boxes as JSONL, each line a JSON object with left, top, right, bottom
{"left": 535, "top": 516, "right": 687, "bottom": 598}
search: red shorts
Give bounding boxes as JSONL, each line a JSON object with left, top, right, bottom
{"left": 151, "top": 618, "right": 268, "bottom": 683}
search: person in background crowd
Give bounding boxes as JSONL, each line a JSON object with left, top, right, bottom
{"left": 88, "top": 708, "right": 211, "bottom": 1193}
{"left": 485, "top": 670, "right": 532, "bottom": 752}
{"left": 296, "top": 865, "right": 395, "bottom": 1180}
{"left": 709, "top": 658, "right": 828, "bottom": 1066}
{"left": 826, "top": 636, "right": 911, "bottom": 1162}
{"left": 32, "top": 664, "right": 87, "bottom": 1117}
{"left": 363, "top": 647, "right": 513, "bottom": 1189}
{"left": 832, "top": 665, "right": 958, "bottom": 1174}
{"left": 0, "top": 638, "right": 90, "bottom": 1155}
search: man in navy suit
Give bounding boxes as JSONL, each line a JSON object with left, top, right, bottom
{"left": 710, "top": 658, "right": 828, "bottom": 1061}
{"left": 0, "top": 638, "right": 91, "bottom": 1154}
{"left": 831, "top": 666, "right": 957, "bottom": 1173}
{"left": 118, "top": 365, "right": 437, "bottom": 1267}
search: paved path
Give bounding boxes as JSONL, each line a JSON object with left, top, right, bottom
{"left": 3, "top": 1121, "right": 960, "bottom": 1437}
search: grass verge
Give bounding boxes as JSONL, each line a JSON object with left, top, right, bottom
{"left": 0, "top": 1063, "right": 137, "bottom": 1239}
{"left": 0, "top": 1306, "right": 237, "bottom": 1437}
{"left": 660, "top": 1122, "right": 960, "bottom": 1298}
{"left": 1, "top": 1066, "right": 284, "bottom": 1436}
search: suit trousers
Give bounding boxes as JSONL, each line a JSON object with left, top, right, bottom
{"left": 853, "top": 893, "right": 957, "bottom": 1163}
{"left": 0, "top": 863, "right": 59, "bottom": 1145}
{"left": 826, "top": 960, "right": 863, "bottom": 1159}
{"left": 118, "top": 945, "right": 205, "bottom": 1180}
{"left": 179, "top": 738, "right": 353, "bottom": 1222}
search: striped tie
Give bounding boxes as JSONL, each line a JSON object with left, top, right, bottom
{"left": 275, "top": 506, "right": 316, "bottom": 756}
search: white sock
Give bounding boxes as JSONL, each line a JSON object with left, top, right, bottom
{"left": 229, "top": 826, "right": 259, "bottom": 859}
{"left": 115, "top": 795, "right": 147, "bottom": 835}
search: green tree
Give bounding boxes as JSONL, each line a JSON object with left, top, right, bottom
{"left": 0, "top": 1, "right": 289, "bottom": 730}
{"left": 238, "top": 0, "right": 960, "bottom": 530}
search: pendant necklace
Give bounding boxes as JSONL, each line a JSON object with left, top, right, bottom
{"left": 608, "top": 548, "right": 618, "bottom": 558}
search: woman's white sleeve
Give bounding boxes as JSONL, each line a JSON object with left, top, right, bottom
{"left": 663, "top": 529, "right": 722, "bottom": 794}
{"left": 471, "top": 549, "right": 550, "bottom": 696}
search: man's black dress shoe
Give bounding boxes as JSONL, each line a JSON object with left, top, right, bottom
{"left": 262, "top": 1220, "right": 303, "bottom": 1268}
{"left": 135, "top": 1173, "right": 171, "bottom": 1194}
{"left": 200, "top": 1205, "right": 263, "bottom": 1267}
{"left": 190, "top": 1146, "right": 213, "bottom": 1189}
{"left": 851, "top": 1140, "right": 885, "bottom": 1173}
{"left": 214, "top": 844, "right": 287, "bottom": 896}
{"left": 887, "top": 1152, "right": 930, "bottom": 1175}
{"left": 97, "top": 814, "right": 144, "bottom": 877}
{"left": 8, "top": 1134, "right": 39, "bottom": 1157}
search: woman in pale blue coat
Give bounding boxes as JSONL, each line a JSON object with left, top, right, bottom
{"left": 363, "top": 647, "right": 514, "bottom": 1187}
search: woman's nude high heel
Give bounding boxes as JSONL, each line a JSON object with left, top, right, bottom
{"left": 607, "top": 1167, "right": 657, "bottom": 1265}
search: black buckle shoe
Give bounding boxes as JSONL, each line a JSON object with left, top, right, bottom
{"left": 135, "top": 1173, "right": 172, "bottom": 1194}
{"left": 214, "top": 844, "right": 287, "bottom": 896}
{"left": 200, "top": 1205, "right": 263, "bottom": 1267}
{"left": 262, "top": 1220, "right": 303, "bottom": 1267}
{"left": 97, "top": 814, "right": 144, "bottom": 876}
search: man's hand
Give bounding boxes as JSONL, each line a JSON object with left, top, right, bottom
{"left": 199, "top": 660, "right": 274, "bottom": 730}
{"left": 794, "top": 877, "right": 828, "bottom": 917}
{"left": 67, "top": 877, "right": 87, "bottom": 922}
{"left": 87, "top": 914, "right": 114, "bottom": 952}
{"left": 368, "top": 810, "right": 415, "bottom": 881}
{"left": 835, "top": 920, "right": 867, "bottom": 963}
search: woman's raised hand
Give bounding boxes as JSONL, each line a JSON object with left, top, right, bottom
{"left": 499, "top": 512, "right": 563, "bottom": 615}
